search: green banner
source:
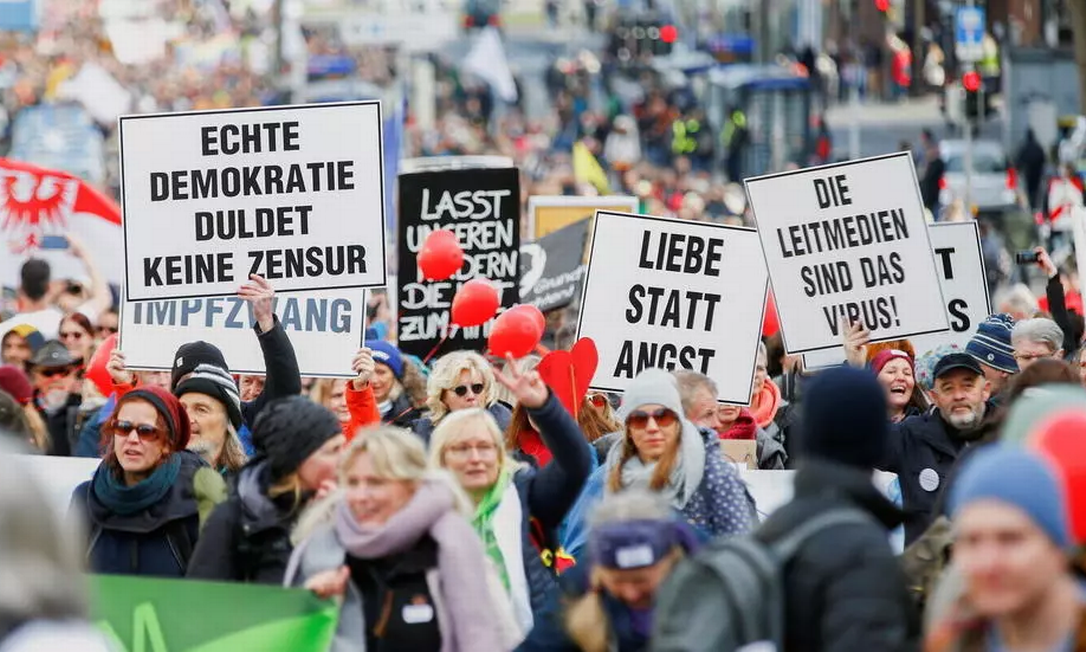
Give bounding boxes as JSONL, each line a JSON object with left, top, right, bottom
{"left": 90, "top": 574, "right": 339, "bottom": 652}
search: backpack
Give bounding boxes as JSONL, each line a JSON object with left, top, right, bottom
{"left": 651, "top": 507, "right": 873, "bottom": 652}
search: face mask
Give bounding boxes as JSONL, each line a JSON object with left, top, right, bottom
{"left": 38, "top": 388, "right": 69, "bottom": 411}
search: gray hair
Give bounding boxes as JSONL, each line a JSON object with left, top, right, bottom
{"left": 1011, "top": 318, "right": 1065, "bottom": 353}
{"left": 672, "top": 370, "right": 717, "bottom": 417}
{"left": 0, "top": 440, "right": 87, "bottom": 627}
{"left": 588, "top": 490, "right": 672, "bottom": 529}
{"left": 996, "top": 283, "right": 1039, "bottom": 318}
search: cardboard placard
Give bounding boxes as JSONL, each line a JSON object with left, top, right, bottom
{"left": 576, "top": 211, "right": 768, "bottom": 405}
{"left": 744, "top": 152, "right": 949, "bottom": 354}
{"left": 396, "top": 167, "right": 521, "bottom": 359}
{"left": 519, "top": 218, "right": 590, "bottom": 312}
{"left": 119, "top": 102, "right": 387, "bottom": 301}
{"left": 527, "top": 195, "right": 639, "bottom": 241}
{"left": 803, "top": 221, "right": 991, "bottom": 368}
{"left": 119, "top": 289, "right": 366, "bottom": 378}
{"left": 721, "top": 439, "right": 758, "bottom": 470}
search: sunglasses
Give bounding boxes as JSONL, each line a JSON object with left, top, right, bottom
{"left": 39, "top": 366, "right": 75, "bottom": 378}
{"left": 110, "top": 420, "right": 162, "bottom": 441}
{"left": 59, "top": 330, "right": 87, "bottom": 340}
{"left": 626, "top": 408, "right": 678, "bottom": 429}
{"left": 98, "top": 326, "right": 119, "bottom": 335}
{"left": 588, "top": 393, "right": 608, "bottom": 408}
{"left": 451, "top": 383, "right": 485, "bottom": 397}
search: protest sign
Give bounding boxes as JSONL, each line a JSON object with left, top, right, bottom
{"left": 119, "top": 289, "right": 367, "bottom": 378}
{"left": 803, "top": 220, "right": 992, "bottom": 368}
{"left": 119, "top": 102, "right": 387, "bottom": 301}
{"left": 528, "top": 195, "right": 638, "bottom": 241}
{"left": 396, "top": 167, "right": 521, "bottom": 359}
{"left": 576, "top": 211, "right": 768, "bottom": 404}
{"left": 519, "top": 218, "right": 590, "bottom": 312}
{"left": 744, "top": 152, "right": 949, "bottom": 354}
{"left": 91, "top": 575, "right": 338, "bottom": 652}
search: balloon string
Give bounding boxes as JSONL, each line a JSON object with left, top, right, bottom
{"left": 422, "top": 324, "right": 457, "bottom": 365}
{"left": 569, "top": 366, "right": 579, "bottom": 421}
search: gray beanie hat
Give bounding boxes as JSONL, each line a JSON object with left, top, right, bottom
{"left": 618, "top": 368, "right": 686, "bottom": 422}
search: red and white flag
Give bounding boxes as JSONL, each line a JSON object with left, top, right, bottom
{"left": 0, "top": 158, "right": 123, "bottom": 290}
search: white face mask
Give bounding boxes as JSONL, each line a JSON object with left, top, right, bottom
{"left": 38, "top": 388, "right": 69, "bottom": 411}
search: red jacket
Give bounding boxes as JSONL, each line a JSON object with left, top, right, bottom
{"left": 344, "top": 383, "right": 381, "bottom": 441}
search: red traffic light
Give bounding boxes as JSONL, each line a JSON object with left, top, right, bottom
{"left": 962, "top": 70, "right": 981, "bottom": 92}
{"left": 660, "top": 24, "right": 678, "bottom": 43}
{"left": 875, "top": 0, "right": 889, "bottom": 12}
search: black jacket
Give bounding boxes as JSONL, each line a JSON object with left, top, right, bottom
{"left": 411, "top": 402, "right": 512, "bottom": 447}
{"left": 240, "top": 316, "right": 302, "bottom": 428}
{"left": 383, "top": 393, "right": 425, "bottom": 428}
{"left": 880, "top": 405, "right": 991, "bottom": 544}
{"left": 41, "top": 392, "right": 84, "bottom": 457}
{"left": 70, "top": 451, "right": 207, "bottom": 578}
{"left": 757, "top": 460, "right": 920, "bottom": 652}
{"left": 186, "top": 460, "right": 295, "bottom": 584}
{"left": 350, "top": 535, "right": 442, "bottom": 652}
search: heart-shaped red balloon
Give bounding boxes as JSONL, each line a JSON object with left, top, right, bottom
{"left": 488, "top": 308, "right": 544, "bottom": 359}
{"left": 1029, "top": 409, "right": 1086, "bottom": 544}
{"left": 418, "top": 229, "right": 464, "bottom": 281}
{"left": 451, "top": 279, "right": 500, "bottom": 327}
{"left": 537, "top": 338, "right": 598, "bottom": 419}
{"left": 86, "top": 333, "right": 118, "bottom": 397}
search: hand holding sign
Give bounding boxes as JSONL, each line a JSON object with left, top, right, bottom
{"left": 418, "top": 229, "right": 464, "bottom": 281}
{"left": 494, "top": 353, "right": 549, "bottom": 409}
{"left": 106, "top": 347, "right": 134, "bottom": 386}
{"left": 239, "top": 275, "right": 276, "bottom": 334}
{"left": 451, "top": 279, "right": 500, "bottom": 327}
{"left": 842, "top": 319, "right": 871, "bottom": 368}
{"left": 351, "top": 347, "right": 376, "bottom": 389}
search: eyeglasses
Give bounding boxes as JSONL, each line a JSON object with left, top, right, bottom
{"left": 98, "top": 326, "right": 119, "bottom": 335}
{"left": 110, "top": 420, "right": 163, "bottom": 441}
{"left": 451, "top": 383, "right": 485, "bottom": 398}
{"left": 626, "top": 408, "right": 679, "bottom": 429}
{"left": 588, "top": 393, "right": 608, "bottom": 408}
{"left": 445, "top": 441, "right": 499, "bottom": 459}
{"left": 1014, "top": 352, "right": 1052, "bottom": 362}
{"left": 59, "top": 330, "right": 87, "bottom": 341}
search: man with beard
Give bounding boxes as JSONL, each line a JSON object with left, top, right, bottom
{"left": 879, "top": 353, "right": 992, "bottom": 545}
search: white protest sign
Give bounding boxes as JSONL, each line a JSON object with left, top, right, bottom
{"left": 745, "top": 152, "right": 949, "bottom": 354}
{"left": 803, "top": 221, "right": 992, "bottom": 368}
{"left": 575, "top": 211, "right": 768, "bottom": 405}
{"left": 119, "top": 101, "right": 387, "bottom": 302}
{"left": 119, "top": 289, "right": 366, "bottom": 378}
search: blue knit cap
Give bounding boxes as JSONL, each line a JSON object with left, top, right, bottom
{"left": 966, "top": 313, "right": 1018, "bottom": 374}
{"left": 950, "top": 445, "right": 1070, "bottom": 548}
{"left": 366, "top": 340, "right": 404, "bottom": 379}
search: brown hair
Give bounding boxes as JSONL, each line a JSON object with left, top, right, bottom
{"left": 866, "top": 339, "right": 916, "bottom": 363}
{"left": 505, "top": 394, "right": 621, "bottom": 453}
{"left": 1005, "top": 358, "right": 1078, "bottom": 402}
{"left": 99, "top": 396, "right": 171, "bottom": 477}
{"left": 400, "top": 361, "right": 428, "bottom": 408}
{"left": 606, "top": 423, "right": 681, "bottom": 493}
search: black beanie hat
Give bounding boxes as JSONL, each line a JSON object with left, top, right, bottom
{"left": 171, "top": 341, "right": 229, "bottom": 390}
{"left": 799, "top": 366, "right": 889, "bottom": 469}
{"left": 252, "top": 396, "right": 342, "bottom": 480}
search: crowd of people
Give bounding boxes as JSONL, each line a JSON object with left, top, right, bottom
{"left": 1, "top": 220, "right": 1086, "bottom": 651}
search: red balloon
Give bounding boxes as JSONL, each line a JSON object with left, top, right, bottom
{"left": 418, "top": 229, "right": 464, "bottom": 281}
{"left": 507, "top": 304, "right": 545, "bottom": 336}
{"left": 86, "top": 333, "right": 118, "bottom": 397}
{"left": 489, "top": 308, "right": 544, "bottom": 359}
{"left": 451, "top": 279, "right": 500, "bottom": 327}
{"left": 762, "top": 291, "right": 779, "bottom": 338}
{"left": 1029, "top": 410, "right": 1086, "bottom": 544}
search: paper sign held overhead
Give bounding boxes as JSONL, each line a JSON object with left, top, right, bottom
{"left": 119, "top": 101, "right": 387, "bottom": 302}
{"left": 803, "top": 221, "right": 992, "bottom": 369}
{"left": 744, "top": 152, "right": 949, "bottom": 354}
{"left": 576, "top": 211, "right": 768, "bottom": 405}
{"left": 119, "top": 289, "right": 367, "bottom": 378}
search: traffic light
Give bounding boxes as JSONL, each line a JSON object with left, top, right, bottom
{"left": 962, "top": 71, "right": 992, "bottom": 121}
{"left": 962, "top": 70, "right": 981, "bottom": 92}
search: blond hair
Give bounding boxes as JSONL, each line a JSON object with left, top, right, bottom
{"left": 429, "top": 408, "right": 520, "bottom": 479}
{"left": 426, "top": 350, "right": 496, "bottom": 423}
{"left": 219, "top": 423, "right": 248, "bottom": 474}
{"left": 309, "top": 378, "right": 347, "bottom": 411}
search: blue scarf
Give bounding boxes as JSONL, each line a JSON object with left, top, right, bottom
{"left": 92, "top": 454, "right": 181, "bottom": 516}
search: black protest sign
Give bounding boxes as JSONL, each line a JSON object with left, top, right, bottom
{"left": 396, "top": 167, "right": 521, "bottom": 359}
{"left": 519, "top": 218, "right": 590, "bottom": 312}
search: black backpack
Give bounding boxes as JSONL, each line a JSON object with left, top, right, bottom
{"left": 651, "top": 507, "right": 873, "bottom": 652}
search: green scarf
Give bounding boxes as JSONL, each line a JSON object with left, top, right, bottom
{"left": 472, "top": 468, "right": 514, "bottom": 592}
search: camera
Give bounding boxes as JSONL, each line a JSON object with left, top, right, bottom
{"left": 1015, "top": 251, "right": 1039, "bottom": 265}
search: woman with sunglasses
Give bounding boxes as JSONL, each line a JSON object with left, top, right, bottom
{"left": 412, "top": 350, "right": 512, "bottom": 446}
{"left": 573, "top": 369, "right": 753, "bottom": 551}
{"left": 58, "top": 313, "right": 95, "bottom": 366}
{"left": 429, "top": 359, "right": 594, "bottom": 638}
{"left": 69, "top": 386, "right": 226, "bottom": 577}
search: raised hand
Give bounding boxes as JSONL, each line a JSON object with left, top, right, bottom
{"left": 106, "top": 349, "right": 134, "bottom": 385}
{"left": 351, "top": 347, "right": 375, "bottom": 389}
{"left": 238, "top": 274, "right": 275, "bottom": 334}
{"left": 842, "top": 318, "right": 871, "bottom": 368}
{"left": 304, "top": 566, "right": 349, "bottom": 600}
{"left": 493, "top": 354, "right": 549, "bottom": 410}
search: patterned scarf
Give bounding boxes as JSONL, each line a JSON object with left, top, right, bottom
{"left": 472, "top": 468, "right": 514, "bottom": 591}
